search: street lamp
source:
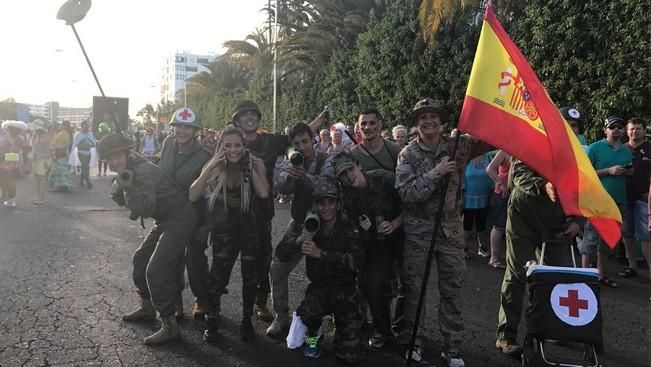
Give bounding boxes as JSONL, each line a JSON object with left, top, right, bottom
{"left": 56, "top": 0, "right": 106, "bottom": 98}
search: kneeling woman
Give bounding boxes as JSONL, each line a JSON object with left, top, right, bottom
{"left": 189, "top": 126, "right": 269, "bottom": 341}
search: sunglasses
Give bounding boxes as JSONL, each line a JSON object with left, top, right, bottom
{"left": 607, "top": 125, "right": 624, "bottom": 130}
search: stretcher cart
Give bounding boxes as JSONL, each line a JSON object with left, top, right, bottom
{"left": 521, "top": 231, "right": 603, "bottom": 367}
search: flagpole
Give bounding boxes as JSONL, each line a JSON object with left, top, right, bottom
{"left": 405, "top": 131, "right": 462, "bottom": 367}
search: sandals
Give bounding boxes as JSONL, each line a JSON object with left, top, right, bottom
{"left": 489, "top": 261, "right": 506, "bottom": 270}
{"left": 598, "top": 277, "right": 619, "bottom": 288}
{"left": 617, "top": 267, "right": 638, "bottom": 278}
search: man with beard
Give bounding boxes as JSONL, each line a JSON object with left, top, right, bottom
{"left": 351, "top": 107, "right": 402, "bottom": 173}
{"left": 98, "top": 133, "right": 196, "bottom": 345}
{"left": 266, "top": 122, "right": 334, "bottom": 337}
{"left": 230, "top": 101, "right": 329, "bottom": 322}
{"left": 158, "top": 108, "right": 213, "bottom": 320}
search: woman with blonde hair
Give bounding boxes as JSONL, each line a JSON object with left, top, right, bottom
{"left": 189, "top": 125, "right": 270, "bottom": 342}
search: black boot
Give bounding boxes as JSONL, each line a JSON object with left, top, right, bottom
{"left": 203, "top": 315, "right": 219, "bottom": 343}
{"left": 240, "top": 316, "right": 254, "bottom": 341}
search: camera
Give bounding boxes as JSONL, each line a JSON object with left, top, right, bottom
{"left": 324, "top": 105, "right": 336, "bottom": 120}
{"left": 286, "top": 147, "right": 304, "bottom": 167}
{"left": 304, "top": 211, "right": 321, "bottom": 233}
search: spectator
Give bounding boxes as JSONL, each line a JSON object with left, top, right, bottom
{"left": 392, "top": 124, "right": 408, "bottom": 147}
{"left": 49, "top": 121, "right": 73, "bottom": 192}
{"left": 0, "top": 120, "right": 26, "bottom": 207}
{"left": 314, "top": 129, "right": 332, "bottom": 154}
{"left": 486, "top": 150, "right": 511, "bottom": 269}
{"left": 328, "top": 126, "right": 348, "bottom": 154}
{"left": 559, "top": 107, "right": 588, "bottom": 147}
{"left": 73, "top": 120, "right": 96, "bottom": 189}
{"left": 620, "top": 117, "right": 651, "bottom": 279}
{"left": 29, "top": 120, "right": 52, "bottom": 205}
{"left": 578, "top": 115, "right": 632, "bottom": 288}
{"left": 96, "top": 122, "right": 112, "bottom": 176}
{"left": 462, "top": 153, "right": 494, "bottom": 261}
{"left": 141, "top": 127, "right": 157, "bottom": 159}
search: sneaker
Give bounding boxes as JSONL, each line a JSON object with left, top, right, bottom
{"left": 368, "top": 332, "right": 391, "bottom": 349}
{"left": 441, "top": 351, "right": 465, "bottom": 367}
{"left": 404, "top": 343, "right": 423, "bottom": 362}
{"left": 304, "top": 335, "right": 321, "bottom": 359}
{"left": 3, "top": 198, "right": 16, "bottom": 207}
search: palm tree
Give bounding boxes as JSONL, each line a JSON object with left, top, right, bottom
{"left": 223, "top": 29, "right": 274, "bottom": 72}
{"left": 185, "top": 56, "right": 252, "bottom": 97}
{"left": 418, "top": 0, "right": 517, "bottom": 43}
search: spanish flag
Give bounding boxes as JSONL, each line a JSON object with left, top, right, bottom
{"left": 458, "top": 5, "right": 621, "bottom": 247}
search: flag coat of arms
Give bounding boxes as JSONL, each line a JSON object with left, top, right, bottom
{"left": 458, "top": 5, "right": 621, "bottom": 247}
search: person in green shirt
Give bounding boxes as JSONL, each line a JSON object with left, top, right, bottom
{"left": 577, "top": 115, "right": 633, "bottom": 288}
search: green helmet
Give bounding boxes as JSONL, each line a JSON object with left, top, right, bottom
{"left": 312, "top": 180, "right": 339, "bottom": 202}
{"left": 97, "top": 133, "right": 132, "bottom": 160}
{"left": 232, "top": 100, "right": 261, "bottom": 123}
{"left": 98, "top": 122, "right": 111, "bottom": 133}
{"left": 170, "top": 108, "right": 202, "bottom": 129}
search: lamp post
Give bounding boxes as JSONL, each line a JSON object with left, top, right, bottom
{"left": 272, "top": 0, "right": 279, "bottom": 133}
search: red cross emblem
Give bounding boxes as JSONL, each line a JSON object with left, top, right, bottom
{"left": 550, "top": 283, "right": 597, "bottom": 326}
{"left": 178, "top": 109, "right": 193, "bottom": 121}
{"left": 559, "top": 289, "right": 589, "bottom": 317}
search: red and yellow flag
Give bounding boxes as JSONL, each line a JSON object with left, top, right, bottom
{"left": 458, "top": 5, "right": 621, "bottom": 247}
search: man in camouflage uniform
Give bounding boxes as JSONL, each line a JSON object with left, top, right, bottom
{"left": 158, "top": 107, "right": 212, "bottom": 320}
{"left": 289, "top": 181, "right": 365, "bottom": 363}
{"left": 266, "top": 122, "right": 335, "bottom": 337}
{"left": 231, "top": 100, "right": 329, "bottom": 322}
{"left": 98, "top": 133, "right": 197, "bottom": 345}
{"left": 495, "top": 159, "right": 583, "bottom": 355}
{"left": 395, "top": 98, "right": 491, "bottom": 367}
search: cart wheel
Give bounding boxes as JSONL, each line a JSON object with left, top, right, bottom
{"left": 521, "top": 336, "right": 545, "bottom": 367}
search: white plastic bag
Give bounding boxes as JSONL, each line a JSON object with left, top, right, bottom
{"left": 286, "top": 311, "right": 307, "bottom": 349}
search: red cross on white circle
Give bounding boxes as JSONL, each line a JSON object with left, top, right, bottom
{"left": 550, "top": 283, "right": 597, "bottom": 326}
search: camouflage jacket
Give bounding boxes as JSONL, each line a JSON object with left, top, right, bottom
{"left": 287, "top": 216, "right": 364, "bottom": 286}
{"left": 395, "top": 134, "right": 491, "bottom": 241}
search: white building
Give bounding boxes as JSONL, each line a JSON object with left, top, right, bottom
{"left": 160, "top": 52, "right": 216, "bottom": 104}
{"left": 27, "top": 101, "right": 91, "bottom": 125}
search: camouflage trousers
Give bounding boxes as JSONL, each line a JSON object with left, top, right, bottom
{"left": 208, "top": 213, "right": 258, "bottom": 318}
{"left": 296, "top": 283, "right": 362, "bottom": 364}
{"left": 398, "top": 231, "right": 465, "bottom": 353}
{"left": 132, "top": 203, "right": 197, "bottom": 317}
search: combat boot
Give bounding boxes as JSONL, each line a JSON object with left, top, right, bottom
{"left": 122, "top": 297, "right": 156, "bottom": 322}
{"left": 143, "top": 315, "right": 179, "bottom": 345}
{"left": 192, "top": 298, "right": 210, "bottom": 321}
{"left": 265, "top": 313, "right": 290, "bottom": 338}
{"left": 240, "top": 316, "right": 255, "bottom": 341}
{"left": 254, "top": 290, "right": 274, "bottom": 322}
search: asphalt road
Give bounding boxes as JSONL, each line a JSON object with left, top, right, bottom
{"left": 0, "top": 173, "right": 649, "bottom": 367}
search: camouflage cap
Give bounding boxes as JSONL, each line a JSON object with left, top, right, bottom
{"left": 312, "top": 180, "right": 338, "bottom": 202}
{"left": 409, "top": 98, "right": 447, "bottom": 125}
{"left": 331, "top": 152, "right": 357, "bottom": 177}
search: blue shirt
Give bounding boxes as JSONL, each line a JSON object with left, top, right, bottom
{"left": 587, "top": 139, "right": 632, "bottom": 205}
{"left": 463, "top": 155, "right": 493, "bottom": 209}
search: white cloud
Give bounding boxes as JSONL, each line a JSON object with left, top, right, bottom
{"left": 0, "top": 0, "right": 267, "bottom": 114}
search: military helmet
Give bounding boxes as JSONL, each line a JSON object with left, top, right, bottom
{"left": 409, "top": 98, "right": 447, "bottom": 125}
{"left": 312, "top": 180, "right": 339, "bottom": 202}
{"left": 170, "top": 107, "right": 201, "bottom": 128}
{"left": 232, "top": 100, "right": 261, "bottom": 122}
{"left": 97, "top": 133, "right": 132, "bottom": 160}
